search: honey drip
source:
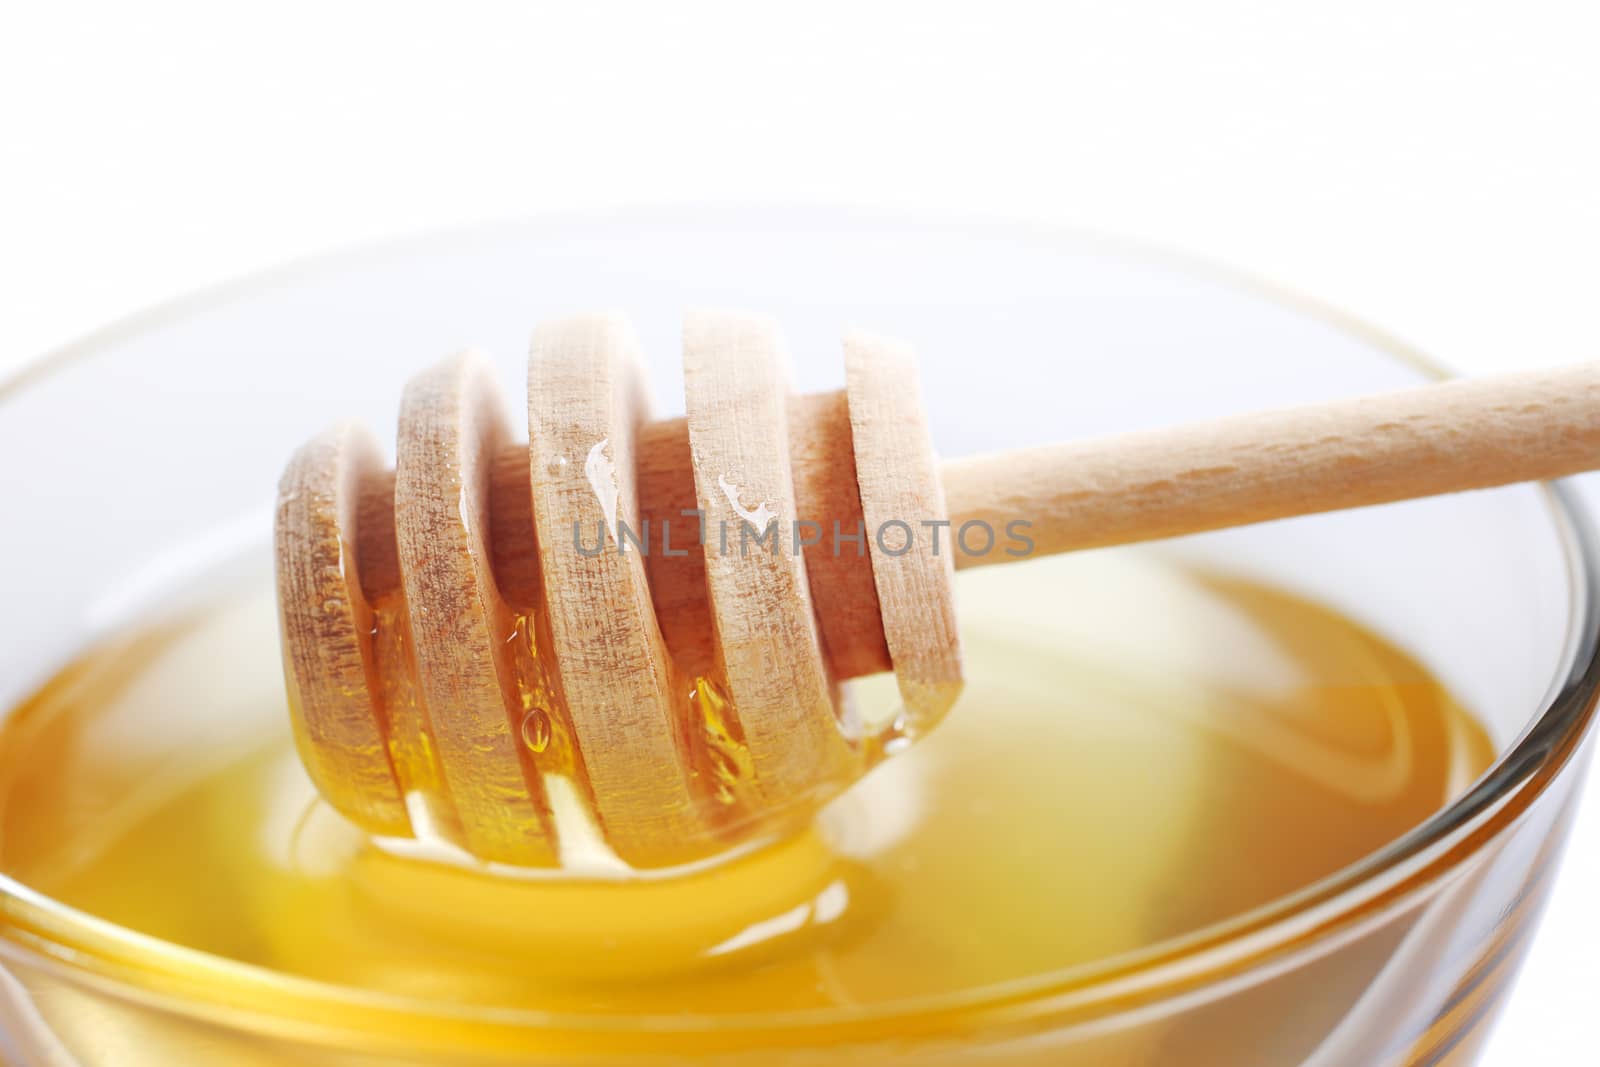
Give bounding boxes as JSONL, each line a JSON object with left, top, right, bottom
{"left": 689, "top": 675, "right": 753, "bottom": 805}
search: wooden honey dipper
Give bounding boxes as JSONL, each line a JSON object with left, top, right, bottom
{"left": 277, "top": 309, "right": 1600, "bottom": 870}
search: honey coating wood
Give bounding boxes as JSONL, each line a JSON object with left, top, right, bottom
{"left": 276, "top": 424, "right": 411, "bottom": 837}
{"left": 681, "top": 310, "right": 863, "bottom": 809}
{"left": 277, "top": 319, "right": 1600, "bottom": 867}
{"left": 501, "top": 408, "right": 893, "bottom": 685}
{"left": 526, "top": 314, "right": 713, "bottom": 864}
{"left": 393, "top": 354, "right": 557, "bottom": 866}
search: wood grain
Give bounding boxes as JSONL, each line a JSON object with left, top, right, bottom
{"left": 844, "top": 330, "right": 962, "bottom": 731}
{"left": 275, "top": 424, "right": 410, "bottom": 837}
{"left": 527, "top": 313, "right": 713, "bottom": 864}
{"left": 394, "top": 353, "right": 556, "bottom": 865}
{"left": 682, "top": 311, "right": 862, "bottom": 814}
{"left": 942, "top": 362, "right": 1600, "bottom": 567}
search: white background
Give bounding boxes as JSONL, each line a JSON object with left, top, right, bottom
{"left": 2, "top": 4, "right": 1597, "bottom": 1061}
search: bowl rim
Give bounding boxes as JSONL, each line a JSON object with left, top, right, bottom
{"left": 0, "top": 205, "right": 1596, "bottom": 1048}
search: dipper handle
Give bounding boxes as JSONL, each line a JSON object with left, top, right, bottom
{"left": 944, "top": 361, "right": 1600, "bottom": 563}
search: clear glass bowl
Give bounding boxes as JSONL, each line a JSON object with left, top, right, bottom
{"left": 0, "top": 209, "right": 1594, "bottom": 1065}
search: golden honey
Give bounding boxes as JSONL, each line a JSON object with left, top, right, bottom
{"left": 0, "top": 550, "right": 1495, "bottom": 1060}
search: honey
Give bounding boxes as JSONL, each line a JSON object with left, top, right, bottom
{"left": 0, "top": 549, "right": 1495, "bottom": 1061}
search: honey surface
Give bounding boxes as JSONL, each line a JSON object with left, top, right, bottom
{"left": 0, "top": 551, "right": 1494, "bottom": 1022}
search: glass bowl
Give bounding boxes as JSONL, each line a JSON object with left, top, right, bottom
{"left": 0, "top": 209, "right": 1594, "bottom": 1065}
